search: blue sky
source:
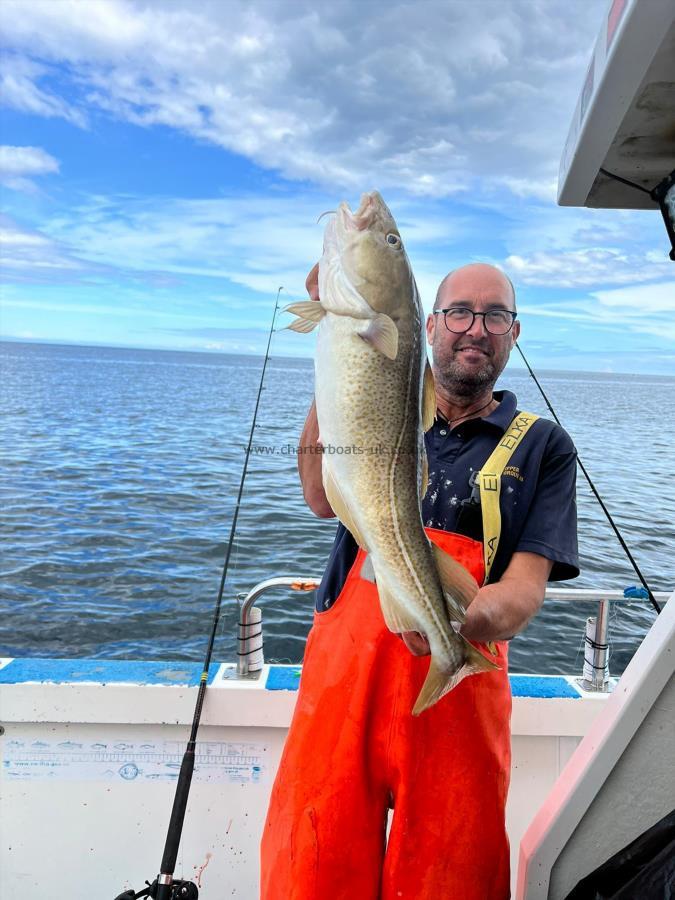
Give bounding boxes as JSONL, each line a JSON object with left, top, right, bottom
{"left": 1, "top": 0, "right": 673, "bottom": 374}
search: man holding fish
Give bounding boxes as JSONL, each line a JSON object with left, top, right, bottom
{"left": 261, "top": 192, "right": 578, "bottom": 899}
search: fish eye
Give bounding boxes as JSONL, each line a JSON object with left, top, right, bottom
{"left": 386, "top": 233, "right": 402, "bottom": 248}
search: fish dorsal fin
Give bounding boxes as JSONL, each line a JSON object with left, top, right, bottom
{"left": 431, "top": 543, "right": 479, "bottom": 623}
{"left": 358, "top": 313, "right": 398, "bottom": 360}
{"left": 422, "top": 360, "right": 436, "bottom": 432}
{"left": 323, "top": 467, "right": 369, "bottom": 551}
{"left": 377, "top": 579, "right": 420, "bottom": 635}
{"left": 284, "top": 301, "right": 326, "bottom": 333}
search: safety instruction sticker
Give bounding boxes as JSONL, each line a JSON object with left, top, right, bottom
{"left": 2, "top": 738, "right": 268, "bottom": 784}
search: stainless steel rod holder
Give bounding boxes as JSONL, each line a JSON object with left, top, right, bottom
{"left": 582, "top": 598, "right": 610, "bottom": 691}
{"left": 237, "top": 576, "right": 321, "bottom": 676}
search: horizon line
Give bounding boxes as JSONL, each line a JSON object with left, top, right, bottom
{"left": 1, "top": 336, "right": 674, "bottom": 380}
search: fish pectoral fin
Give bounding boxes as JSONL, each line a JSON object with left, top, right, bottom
{"left": 422, "top": 360, "right": 436, "bottom": 432}
{"left": 431, "top": 543, "right": 479, "bottom": 623}
{"left": 319, "top": 259, "right": 373, "bottom": 318}
{"left": 360, "top": 553, "right": 376, "bottom": 584}
{"left": 412, "top": 638, "right": 499, "bottom": 716}
{"left": 322, "top": 468, "right": 369, "bottom": 551}
{"left": 358, "top": 313, "right": 399, "bottom": 360}
{"left": 284, "top": 301, "right": 326, "bottom": 333}
{"left": 377, "top": 582, "right": 420, "bottom": 634}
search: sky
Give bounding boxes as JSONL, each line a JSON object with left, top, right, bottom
{"left": 0, "top": 0, "right": 673, "bottom": 374}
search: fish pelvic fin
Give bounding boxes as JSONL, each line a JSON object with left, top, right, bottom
{"left": 420, "top": 453, "right": 429, "bottom": 502}
{"left": 360, "top": 553, "right": 376, "bottom": 584}
{"left": 283, "top": 301, "right": 326, "bottom": 333}
{"left": 422, "top": 360, "right": 436, "bottom": 432}
{"left": 358, "top": 313, "right": 399, "bottom": 360}
{"left": 377, "top": 581, "right": 420, "bottom": 634}
{"left": 412, "top": 639, "right": 499, "bottom": 716}
{"left": 431, "top": 543, "right": 479, "bottom": 623}
{"left": 323, "top": 467, "right": 369, "bottom": 551}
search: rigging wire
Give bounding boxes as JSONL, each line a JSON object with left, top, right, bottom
{"left": 120, "top": 288, "right": 283, "bottom": 900}
{"left": 514, "top": 342, "right": 662, "bottom": 616}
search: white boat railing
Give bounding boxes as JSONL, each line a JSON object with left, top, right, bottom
{"left": 237, "top": 579, "right": 672, "bottom": 688}
{"left": 541, "top": 588, "right": 669, "bottom": 602}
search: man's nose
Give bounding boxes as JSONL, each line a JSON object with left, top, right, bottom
{"left": 465, "top": 312, "right": 488, "bottom": 338}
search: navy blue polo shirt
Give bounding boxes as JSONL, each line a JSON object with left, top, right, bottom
{"left": 315, "top": 390, "right": 579, "bottom": 612}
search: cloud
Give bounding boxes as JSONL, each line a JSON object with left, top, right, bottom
{"left": 0, "top": 0, "right": 607, "bottom": 197}
{"left": 505, "top": 246, "right": 672, "bottom": 288}
{"left": 519, "top": 281, "right": 675, "bottom": 342}
{"left": 2, "top": 190, "right": 466, "bottom": 301}
{"left": 592, "top": 281, "right": 675, "bottom": 314}
{"left": 38, "top": 193, "right": 329, "bottom": 296}
{"left": 495, "top": 176, "right": 558, "bottom": 204}
{"left": 0, "top": 54, "right": 86, "bottom": 127}
{"left": 0, "top": 144, "right": 59, "bottom": 191}
{"left": 0, "top": 218, "right": 81, "bottom": 277}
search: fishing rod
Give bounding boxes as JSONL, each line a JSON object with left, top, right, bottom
{"left": 515, "top": 342, "right": 662, "bottom": 616}
{"left": 115, "top": 288, "right": 283, "bottom": 900}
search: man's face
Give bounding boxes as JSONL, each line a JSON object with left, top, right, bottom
{"left": 426, "top": 267, "right": 520, "bottom": 397}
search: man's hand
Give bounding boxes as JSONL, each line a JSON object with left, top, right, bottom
{"left": 398, "top": 551, "right": 551, "bottom": 656}
{"left": 460, "top": 552, "right": 551, "bottom": 642}
{"left": 400, "top": 632, "right": 431, "bottom": 656}
{"left": 306, "top": 262, "right": 320, "bottom": 302}
{"left": 297, "top": 261, "right": 334, "bottom": 518}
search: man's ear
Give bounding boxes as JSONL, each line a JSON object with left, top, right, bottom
{"left": 426, "top": 313, "right": 436, "bottom": 345}
{"left": 511, "top": 319, "right": 521, "bottom": 346}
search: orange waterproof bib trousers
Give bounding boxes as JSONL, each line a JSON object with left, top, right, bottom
{"left": 261, "top": 528, "right": 512, "bottom": 900}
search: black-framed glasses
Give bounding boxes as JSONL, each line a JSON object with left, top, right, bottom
{"left": 433, "top": 307, "right": 517, "bottom": 335}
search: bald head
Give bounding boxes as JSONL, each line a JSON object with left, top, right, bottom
{"left": 434, "top": 263, "right": 516, "bottom": 311}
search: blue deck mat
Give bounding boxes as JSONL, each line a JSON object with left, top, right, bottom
{"left": 265, "top": 668, "right": 580, "bottom": 697}
{"left": 0, "top": 658, "right": 214, "bottom": 686}
{"left": 0, "top": 661, "right": 579, "bottom": 697}
{"left": 509, "top": 675, "right": 580, "bottom": 698}
{"left": 266, "top": 666, "right": 303, "bottom": 690}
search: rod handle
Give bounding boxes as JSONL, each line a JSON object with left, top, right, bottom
{"left": 159, "top": 748, "right": 195, "bottom": 875}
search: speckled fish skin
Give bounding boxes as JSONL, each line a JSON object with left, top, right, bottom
{"left": 288, "top": 191, "right": 495, "bottom": 714}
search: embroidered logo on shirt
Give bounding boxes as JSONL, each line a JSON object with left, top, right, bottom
{"left": 503, "top": 465, "right": 524, "bottom": 482}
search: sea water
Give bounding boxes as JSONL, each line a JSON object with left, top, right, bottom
{"left": 1, "top": 340, "right": 673, "bottom": 675}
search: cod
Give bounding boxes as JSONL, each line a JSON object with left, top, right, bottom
{"left": 286, "top": 191, "right": 496, "bottom": 714}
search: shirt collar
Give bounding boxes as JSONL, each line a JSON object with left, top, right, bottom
{"left": 435, "top": 389, "right": 518, "bottom": 435}
{"left": 483, "top": 390, "right": 517, "bottom": 432}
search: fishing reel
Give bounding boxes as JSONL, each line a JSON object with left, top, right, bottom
{"left": 114, "top": 877, "right": 199, "bottom": 900}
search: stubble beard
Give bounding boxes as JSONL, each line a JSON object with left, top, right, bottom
{"left": 434, "top": 352, "right": 497, "bottom": 400}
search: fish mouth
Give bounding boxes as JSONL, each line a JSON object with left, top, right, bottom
{"left": 337, "top": 191, "right": 384, "bottom": 233}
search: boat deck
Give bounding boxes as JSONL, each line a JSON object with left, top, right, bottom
{"left": 1, "top": 657, "right": 612, "bottom": 898}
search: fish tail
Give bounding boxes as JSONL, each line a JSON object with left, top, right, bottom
{"left": 412, "top": 638, "right": 499, "bottom": 716}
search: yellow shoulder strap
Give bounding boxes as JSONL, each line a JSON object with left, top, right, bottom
{"left": 478, "top": 411, "right": 539, "bottom": 584}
